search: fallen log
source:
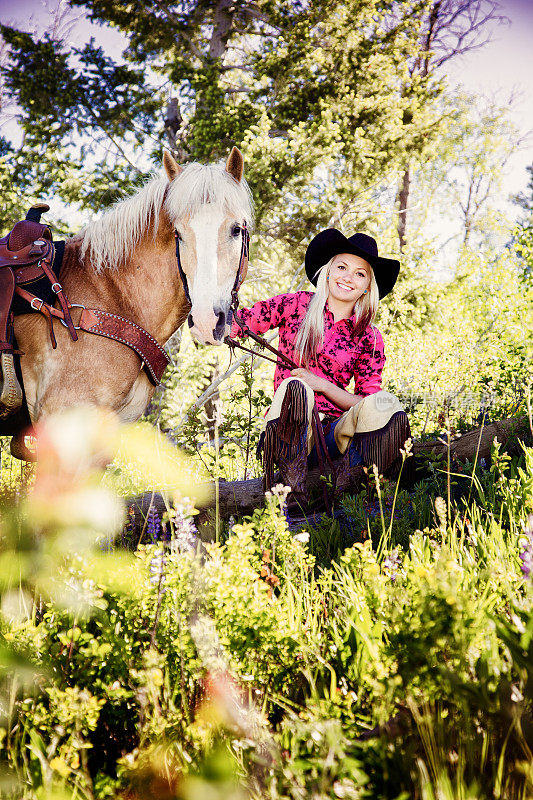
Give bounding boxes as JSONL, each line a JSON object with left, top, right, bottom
{"left": 126, "top": 415, "right": 531, "bottom": 531}
{"left": 414, "top": 415, "right": 531, "bottom": 463}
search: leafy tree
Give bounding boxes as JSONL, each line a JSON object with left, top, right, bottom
{"left": 239, "top": 0, "right": 442, "bottom": 247}
{"left": 1, "top": 0, "right": 443, "bottom": 248}
{"left": 0, "top": 23, "right": 158, "bottom": 222}
{"left": 396, "top": 91, "right": 524, "bottom": 272}
{"left": 395, "top": 0, "right": 506, "bottom": 250}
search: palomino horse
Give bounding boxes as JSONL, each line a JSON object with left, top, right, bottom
{"left": 9, "top": 147, "right": 253, "bottom": 459}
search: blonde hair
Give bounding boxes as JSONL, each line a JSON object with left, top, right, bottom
{"left": 295, "top": 257, "right": 380, "bottom": 367}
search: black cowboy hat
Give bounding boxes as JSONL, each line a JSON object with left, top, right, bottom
{"left": 305, "top": 229, "right": 400, "bottom": 299}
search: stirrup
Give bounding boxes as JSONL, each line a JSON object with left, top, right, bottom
{"left": 0, "top": 352, "right": 23, "bottom": 417}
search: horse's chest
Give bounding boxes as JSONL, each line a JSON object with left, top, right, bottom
{"left": 117, "top": 374, "right": 154, "bottom": 422}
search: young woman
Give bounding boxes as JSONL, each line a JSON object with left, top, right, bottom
{"left": 231, "top": 229, "right": 413, "bottom": 506}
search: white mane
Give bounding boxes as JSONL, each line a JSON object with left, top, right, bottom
{"left": 79, "top": 161, "right": 254, "bottom": 274}
{"left": 166, "top": 162, "right": 254, "bottom": 231}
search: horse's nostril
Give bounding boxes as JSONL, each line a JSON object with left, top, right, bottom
{"left": 214, "top": 310, "right": 226, "bottom": 340}
{"left": 188, "top": 315, "right": 194, "bottom": 328}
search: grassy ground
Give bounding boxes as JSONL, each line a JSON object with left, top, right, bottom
{"left": 0, "top": 402, "right": 532, "bottom": 799}
{"left": 0, "top": 251, "right": 531, "bottom": 798}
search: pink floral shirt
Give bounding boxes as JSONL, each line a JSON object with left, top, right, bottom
{"left": 231, "top": 291, "right": 385, "bottom": 418}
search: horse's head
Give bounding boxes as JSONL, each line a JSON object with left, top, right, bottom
{"left": 163, "top": 148, "right": 253, "bottom": 346}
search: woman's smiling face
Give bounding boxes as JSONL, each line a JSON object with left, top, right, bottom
{"left": 327, "top": 252, "right": 371, "bottom": 306}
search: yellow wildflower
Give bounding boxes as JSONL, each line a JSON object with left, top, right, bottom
{"left": 151, "top": 668, "right": 164, "bottom": 687}
{"left": 50, "top": 757, "right": 70, "bottom": 777}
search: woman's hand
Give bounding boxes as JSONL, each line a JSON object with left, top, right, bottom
{"left": 290, "top": 368, "right": 329, "bottom": 393}
{"left": 290, "top": 368, "right": 364, "bottom": 410}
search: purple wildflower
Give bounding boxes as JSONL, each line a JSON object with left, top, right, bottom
{"left": 519, "top": 515, "right": 533, "bottom": 579}
{"left": 146, "top": 508, "right": 161, "bottom": 543}
{"left": 169, "top": 498, "right": 198, "bottom": 553}
{"left": 383, "top": 548, "right": 402, "bottom": 582}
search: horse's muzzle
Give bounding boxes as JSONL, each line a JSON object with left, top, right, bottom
{"left": 214, "top": 309, "right": 227, "bottom": 341}
{"left": 188, "top": 304, "right": 230, "bottom": 345}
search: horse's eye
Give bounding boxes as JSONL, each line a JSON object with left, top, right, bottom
{"left": 231, "top": 224, "right": 241, "bottom": 238}
{"left": 175, "top": 230, "right": 183, "bottom": 242}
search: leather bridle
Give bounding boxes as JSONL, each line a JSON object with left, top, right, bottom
{"left": 174, "top": 221, "right": 250, "bottom": 330}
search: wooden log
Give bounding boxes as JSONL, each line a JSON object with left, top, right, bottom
{"left": 126, "top": 415, "right": 532, "bottom": 529}
{"left": 414, "top": 415, "right": 531, "bottom": 462}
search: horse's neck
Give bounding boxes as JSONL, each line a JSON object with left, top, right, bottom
{"left": 63, "top": 233, "right": 190, "bottom": 344}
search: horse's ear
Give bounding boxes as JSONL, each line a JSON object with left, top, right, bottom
{"left": 163, "top": 151, "right": 183, "bottom": 181}
{"left": 225, "top": 146, "right": 244, "bottom": 183}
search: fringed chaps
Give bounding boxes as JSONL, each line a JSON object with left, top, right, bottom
{"left": 351, "top": 410, "right": 415, "bottom": 484}
{"left": 257, "top": 390, "right": 415, "bottom": 508}
{"left": 258, "top": 380, "right": 309, "bottom": 502}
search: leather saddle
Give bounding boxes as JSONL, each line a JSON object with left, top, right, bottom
{"left": 0, "top": 204, "right": 54, "bottom": 417}
{"left": 0, "top": 204, "right": 171, "bottom": 430}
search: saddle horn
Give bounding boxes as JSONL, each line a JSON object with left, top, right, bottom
{"left": 25, "top": 203, "right": 50, "bottom": 223}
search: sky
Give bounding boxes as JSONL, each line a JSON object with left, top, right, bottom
{"left": 1, "top": 0, "right": 532, "bottom": 242}
{"left": 445, "top": 0, "right": 533, "bottom": 204}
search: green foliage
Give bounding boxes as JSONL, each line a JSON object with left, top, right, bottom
{"left": 383, "top": 246, "right": 533, "bottom": 437}
{"left": 0, "top": 0, "right": 443, "bottom": 245}
{"left": 1, "top": 3, "right": 532, "bottom": 798}
{"left": 1, "top": 403, "right": 533, "bottom": 798}
{"left": 0, "top": 25, "right": 156, "bottom": 216}
{"left": 243, "top": 0, "right": 440, "bottom": 231}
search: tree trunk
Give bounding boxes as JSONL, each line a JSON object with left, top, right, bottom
{"left": 126, "top": 416, "right": 532, "bottom": 533}
{"left": 209, "top": 0, "right": 234, "bottom": 59}
{"left": 397, "top": 165, "right": 411, "bottom": 252}
{"left": 164, "top": 96, "right": 186, "bottom": 160}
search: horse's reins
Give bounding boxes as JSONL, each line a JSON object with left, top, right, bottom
{"left": 200, "top": 228, "right": 336, "bottom": 511}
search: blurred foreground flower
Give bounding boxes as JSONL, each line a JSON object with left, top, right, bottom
{"left": 519, "top": 514, "right": 533, "bottom": 579}
{"left": 115, "top": 423, "right": 209, "bottom": 505}
{"left": 35, "top": 405, "right": 120, "bottom": 482}
{"left": 0, "top": 408, "right": 128, "bottom": 611}
{"left": 0, "top": 406, "right": 207, "bottom": 612}
{"left": 31, "top": 410, "right": 124, "bottom": 545}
